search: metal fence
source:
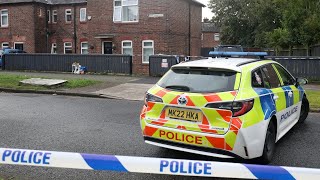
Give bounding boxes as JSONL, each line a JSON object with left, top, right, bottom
{"left": 149, "top": 55, "right": 320, "bottom": 79}
{"left": 268, "top": 56, "right": 320, "bottom": 80}
{"left": 149, "top": 55, "right": 179, "bottom": 76}
{"left": 3, "top": 54, "right": 132, "bottom": 75}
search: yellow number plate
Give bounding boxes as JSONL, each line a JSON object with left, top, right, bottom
{"left": 165, "top": 108, "right": 202, "bottom": 122}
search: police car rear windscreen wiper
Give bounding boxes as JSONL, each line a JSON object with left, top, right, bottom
{"left": 165, "top": 85, "right": 190, "bottom": 92}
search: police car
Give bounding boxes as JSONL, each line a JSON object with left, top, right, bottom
{"left": 140, "top": 52, "right": 309, "bottom": 163}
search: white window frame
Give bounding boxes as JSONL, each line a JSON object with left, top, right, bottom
{"left": 122, "top": 40, "right": 133, "bottom": 55}
{"left": 142, "top": 40, "right": 154, "bottom": 64}
{"left": 14, "top": 42, "right": 24, "bottom": 50}
{"left": 1, "top": 42, "right": 9, "bottom": 49}
{"left": 51, "top": 43, "right": 57, "bottom": 54}
{"left": 52, "top": 10, "right": 57, "bottom": 23}
{"left": 80, "top": 8, "right": 86, "bottom": 22}
{"left": 65, "top": 9, "right": 72, "bottom": 23}
{"left": 81, "top": 42, "right": 89, "bottom": 54}
{"left": 214, "top": 33, "right": 220, "bottom": 41}
{"left": 113, "top": 0, "right": 139, "bottom": 22}
{"left": 47, "top": 10, "right": 51, "bottom": 23}
{"left": 1, "top": 9, "right": 9, "bottom": 27}
{"left": 64, "top": 42, "right": 72, "bottom": 54}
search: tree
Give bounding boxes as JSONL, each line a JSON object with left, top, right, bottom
{"left": 208, "top": 0, "right": 282, "bottom": 47}
{"left": 266, "top": 28, "right": 290, "bottom": 55}
{"left": 208, "top": 0, "right": 320, "bottom": 53}
{"left": 281, "top": 0, "right": 320, "bottom": 55}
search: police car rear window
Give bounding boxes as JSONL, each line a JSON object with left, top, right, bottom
{"left": 157, "top": 68, "right": 237, "bottom": 93}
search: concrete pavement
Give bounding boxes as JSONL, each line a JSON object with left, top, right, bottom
{"left": 0, "top": 71, "right": 319, "bottom": 101}
{"left": 0, "top": 71, "right": 159, "bottom": 101}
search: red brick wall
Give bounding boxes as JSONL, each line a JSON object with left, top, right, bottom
{"left": 190, "top": 4, "right": 202, "bottom": 56}
{"left": 0, "top": 3, "right": 36, "bottom": 53}
{"left": 48, "top": 3, "right": 88, "bottom": 54}
{"left": 0, "top": 0, "right": 203, "bottom": 75}
{"left": 87, "top": 0, "right": 202, "bottom": 74}
{"left": 202, "top": 32, "right": 220, "bottom": 48}
{"left": 34, "top": 3, "right": 47, "bottom": 53}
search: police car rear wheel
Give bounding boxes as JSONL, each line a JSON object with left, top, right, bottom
{"left": 298, "top": 95, "right": 309, "bottom": 123}
{"left": 260, "top": 122, "right": 276, "bottom": 164}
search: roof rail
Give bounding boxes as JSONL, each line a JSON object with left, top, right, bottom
{"left": 209, "top": 51, "right": 268, "bottom": 59}
{"left": 236, "top": 59, "right": 263, "bottom": 67}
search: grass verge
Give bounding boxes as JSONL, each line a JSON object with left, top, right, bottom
{"left": 306, "top": 90, "right": 320, "bottom": 111}
{"left": 0, "top": 74, "right": 100, "bottom": 90}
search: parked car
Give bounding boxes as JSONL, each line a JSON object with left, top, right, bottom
{"left": 214, "top": 45, "right": 244, "bottom": 52}
{"left": 0, "top": 49, "right": 27, "bottom": 67}
{"left": 140, "top": 52, "right": 309, "bottom": 164}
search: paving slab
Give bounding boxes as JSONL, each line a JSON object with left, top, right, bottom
{"left": 94, "top": 83, "right": 154, "bottom": 101}
{"left": 20, "top": 78, "right": 67, "bottom": 87}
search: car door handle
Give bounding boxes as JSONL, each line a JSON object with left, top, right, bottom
{"left": 273, "top": 95, "right": 279, "bottom": 101}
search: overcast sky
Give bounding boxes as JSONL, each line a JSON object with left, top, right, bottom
{"left": 198, "top": 0, "right": 214, "bottom": 19}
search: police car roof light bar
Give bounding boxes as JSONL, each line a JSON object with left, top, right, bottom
{"left": 209, "top": 51, "right": 268, "bottom": 59}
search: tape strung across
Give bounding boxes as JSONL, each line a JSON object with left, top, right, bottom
{"left": 0, "top": 148, "right": 319, "bottom": 180}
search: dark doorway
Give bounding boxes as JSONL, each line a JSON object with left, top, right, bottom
{"left": 103, "top": 42, "right": 113, "bottom": 54}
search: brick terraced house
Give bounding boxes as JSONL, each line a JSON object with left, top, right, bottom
{"left": 201, "top": 21, "right": 220, "bottom": 49}
{"left": 0, "top": 0, "right": 204, "bottom": 74}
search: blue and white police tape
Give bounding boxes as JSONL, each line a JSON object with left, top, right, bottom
{"left": 0, "top": 148, "right": 319, "bottom": 180}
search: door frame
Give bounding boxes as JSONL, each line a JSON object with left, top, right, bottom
{"left": 102, "top": 41, "right": 113, "bottom": 54}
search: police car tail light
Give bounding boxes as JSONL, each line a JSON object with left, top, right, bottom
{"left": 144, "top": 93, "right": 163, "bottom": 106}
{"left": 232, "top": 99, "right": 254, "bottom": 117}
{"left": 205, "top": 99, "right": 254, "bottom": 117}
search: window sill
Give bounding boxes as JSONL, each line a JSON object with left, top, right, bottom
{"left": 113, "top": 21, "right": 139, "bottom": 24}
{"left": 0, "top": 26, "right": 9, "bottom": 29}
{"left": 80, "top": 21, "right": 87, "bottom": 24}
{"left": 65, "top": 22, "right": 72, "bottom": 24}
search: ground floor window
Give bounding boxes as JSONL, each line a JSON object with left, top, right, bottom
{"left": 1, "top": 42, "right": 9, "bottom": 49}
{"left": 81, "top": 42, "right": 89, "bottom": 54}
{"left": 14, "top": 42, "right": 24, "bottom": 51}
{"left": 142, "top": 40, "right": 154, "bottom": 63}
{"left": 51, "top": 43, "right": 57, "bottom": 54}
{"left": 64, "top": 42, "right": 72, "bottom": 54}
{"left": 122, "top": 40, "right": 133, "bottom": 55}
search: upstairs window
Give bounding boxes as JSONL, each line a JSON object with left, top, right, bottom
{"left": 65, "top": 9, "right": 72, "bottom": 23}
{"left": 1, "top": 9, "right": 8, "bottom": 27}
{"left": 113, "top": 0, "right": 138, "bottom": 22}
{"left": 80, "top": 8, "right": 86, "bottom": 22}
{"left": 52, "top": 10, "right": 57, "bottom": 23}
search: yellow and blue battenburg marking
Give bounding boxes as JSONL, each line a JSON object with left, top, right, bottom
{"left": 282, "top": 86, "right": 294, "bottom": 108}
{"left": 253, "top": 88, "right": 277, "bottom": 120}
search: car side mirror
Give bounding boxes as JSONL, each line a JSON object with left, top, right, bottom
{"left": 296, "top": 77, "right": 308, "bottom": 86}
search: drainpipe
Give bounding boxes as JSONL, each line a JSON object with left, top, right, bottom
{"left": 73, "top": 4, "right": 77, "bottom": 54}
{"left": 45, "top": 5, "right": 49, "bottom": 53}
{"left": 188, "top": 3, "right": 191, "bottom": 56}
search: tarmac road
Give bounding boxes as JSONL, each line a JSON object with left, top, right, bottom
{"left": 0, "top": 93, "right": 319, "bottom": 179}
